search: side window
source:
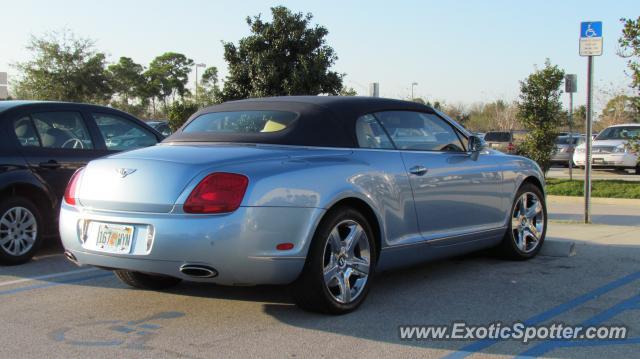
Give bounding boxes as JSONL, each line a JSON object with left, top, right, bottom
{"left": 13, "top": 116, "right": 41, "bottom": 147}
{"left": 355, "top": 114, "right": 394, "bottom": 149}
{"left": 374, "top": 111, "right": 466, "bottom": 152}
{"left": 31, "top": 112, "right": 94, "bottom": 149}
{"left": 92, "top": 113, "right": 158, "bottom": 151}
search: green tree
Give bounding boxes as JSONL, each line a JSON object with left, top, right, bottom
{"left": 220, "top": 6, "right": 343, "bottom": 100}
{"left": 598, "top": 94, "right": 639, "bottom": 129}
{"left": 196, "top": 66, "right": 221, "bottom": 105}
{"left": 339, "top": 86, "right": 357, "bottom": 96}
{"left": 107, "top": 57, "right": 148, "bottom": 117}
{"left": 200, "top": 66, "right": 219, "bottom": 88}
{"left": 564, "top": 104, "right": 586, "bottom": 133}
{"left": 144, "top": 52, "right": 194, "bottom": 111}
{"left": 516, "top": 60, "right": 565, "bottom": 174}
{"left": 619, "top": 16, "right": 640, "bottom": 112}
{"left": 166, "top": 100, "right": 199, "bottom": 131}
{"left": 12, "top": 30, "right": 111, "bottom": 102}
{"left": 107, "top": 57, "right": 145, "bottom": 103}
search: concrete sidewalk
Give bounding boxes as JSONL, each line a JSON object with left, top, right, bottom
{"left": 547, "top": 195, "right": 640, "bottom": 227}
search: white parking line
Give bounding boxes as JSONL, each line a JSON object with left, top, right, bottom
{"left": 0, "top": 268, "right": 100, "bottom": 287}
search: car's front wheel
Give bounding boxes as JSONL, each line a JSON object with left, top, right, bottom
{"left": 114, "top": 270, "right": 182, "bottom": 290}
{"left": 498, "top": 183, "right": 547, "bottom": 260}
{"left": 292, "top": 207, "right": 376, "bottom": 314}
{"left": 0, "top": 197, "right": 43, "bottom": 265}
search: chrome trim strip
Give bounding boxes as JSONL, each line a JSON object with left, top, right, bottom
{"left": 247, "top": 256, "right": 306, "bottom": 261}
{"left": 382, "top": 227, "right": 506, "bottom": 250}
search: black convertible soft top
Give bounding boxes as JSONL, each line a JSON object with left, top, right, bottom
{"left": 165, "top": 96, "right": 439, "bottom": 148}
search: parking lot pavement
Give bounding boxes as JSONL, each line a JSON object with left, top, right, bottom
{"left": 1, "top": 218, "right": 639, "bottom": 358}
{"left": 547, "top": 195, "right": 640, "bottom": 226}
{"left": 547, "top": 167, "right": 640, "bottom": 181}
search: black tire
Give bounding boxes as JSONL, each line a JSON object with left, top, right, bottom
{"left": 635, "top": 164, "right": 640, "bottom": 175}
{"left": 497, "top": 183, "right": 547, "bottom": 260}
{"left": 291, "top": 207, "right": 377, "bottom": 314}
{"left": 114, "top": 270, "right": 182, "bottom": 290}
{"left": 0, "top": 196, "right": 44, "bottom": 265}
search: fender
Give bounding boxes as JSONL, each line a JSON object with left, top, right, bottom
{"left": 499, "top": 155, "right": 546, "bottom": 227}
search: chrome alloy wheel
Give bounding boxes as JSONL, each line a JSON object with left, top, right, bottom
{"left": 322, "top": 220, "right": 371, "bottom": 304}
{"left": 511, "top": 192, "right": 544, "bottom": 253}
{"left": 0, "top": 207, "right": 37, "bottom": 256}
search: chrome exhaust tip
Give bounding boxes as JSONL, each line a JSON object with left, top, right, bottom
{"left": 179, "top": 264, "right": 218, "bottom": 278}
{"left": 64, "top": 251, "right": 78, "bottom": 264}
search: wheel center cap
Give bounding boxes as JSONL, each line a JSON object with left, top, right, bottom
{"left": 338, "top": 256, "right": 346, "bottom": 267}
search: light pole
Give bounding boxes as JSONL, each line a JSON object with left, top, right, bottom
{"left": 194, "top": 63, "right": 206, "bottom": 105}
{"left": 411, "top": 82, "right": 418, "bottom": 100}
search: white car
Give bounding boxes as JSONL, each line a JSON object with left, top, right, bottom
{"left": 573, "top": 124, "right": 640, "bottom": 174}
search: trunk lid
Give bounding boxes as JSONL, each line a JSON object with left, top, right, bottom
{"left": 78, "top": 144, "right": 293, "bottom": 212}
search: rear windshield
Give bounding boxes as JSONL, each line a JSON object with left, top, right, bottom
{"left": 484, "top": 132, "right": 510, "bottom": 142}
{"left": 183, "top": 111, "right": 298, "bottom": 134}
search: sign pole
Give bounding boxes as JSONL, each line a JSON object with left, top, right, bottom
{"left": 565, "top": 74, "right": 577, "bottom": 181}
{"left": 584, "top": 56, "right": 593, "bottom": 224}
{"left": 579, "top": 20, "right": 601, "bottom": 224}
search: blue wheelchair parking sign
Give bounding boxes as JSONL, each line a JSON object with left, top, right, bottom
{"left": 581, "top": 22, "right": 602, "bottom": 38}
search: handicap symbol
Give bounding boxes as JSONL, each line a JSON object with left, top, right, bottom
{"left": 49, "top": 311, "right": 185, "bottom": 350}
{"left": 585, "top": 24, "right": 597, "bottom": 38}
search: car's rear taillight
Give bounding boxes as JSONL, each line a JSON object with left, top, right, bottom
{"left": 183, "top": 173, "right": 249, "bottom": 214}
{"left": 507, "top": 143, "right": 515, "bottom": 153}
{"left": 64, "top": 168, "right": 85, "bottom": 205}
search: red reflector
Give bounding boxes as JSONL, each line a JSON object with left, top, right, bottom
{"left": 276, "top": 243, "right": 294, "bottom": 251}
{"left": 64, "top": 168, "right": 84, "bottom": 205}
{"left": 184, "top": 173, "right": 249, "bottom": 214}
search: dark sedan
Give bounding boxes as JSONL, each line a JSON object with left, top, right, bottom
{"left": 0, "top": 101, "right": 163, "bottom": 264}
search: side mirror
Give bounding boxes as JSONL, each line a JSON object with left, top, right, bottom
{"left": 468, "top": 135, "right": 483, "bottom": 152}
{"left": 468, "top": 135, "right": 483, "bottom": 160}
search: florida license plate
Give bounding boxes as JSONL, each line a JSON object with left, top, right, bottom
{"left": 93, "top": 223, "right": 134, "bottom": 254}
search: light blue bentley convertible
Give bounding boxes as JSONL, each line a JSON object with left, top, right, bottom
{"left": 60, "top": 96, "right": 546, "bottom": 314}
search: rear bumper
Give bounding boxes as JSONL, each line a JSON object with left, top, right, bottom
{"left": 60, "top": 204, "right": 324, "bottom": 285}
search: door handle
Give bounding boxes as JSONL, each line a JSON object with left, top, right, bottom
{"left": 38, "top": 160, "right": 61, "bottom": 169}
{"left": 409, "top": 165, "right": 428, "bottom": 176}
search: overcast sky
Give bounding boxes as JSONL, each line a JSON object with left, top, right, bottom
{"left": 0, "top": 0, "right": 636, "bottom": 109}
